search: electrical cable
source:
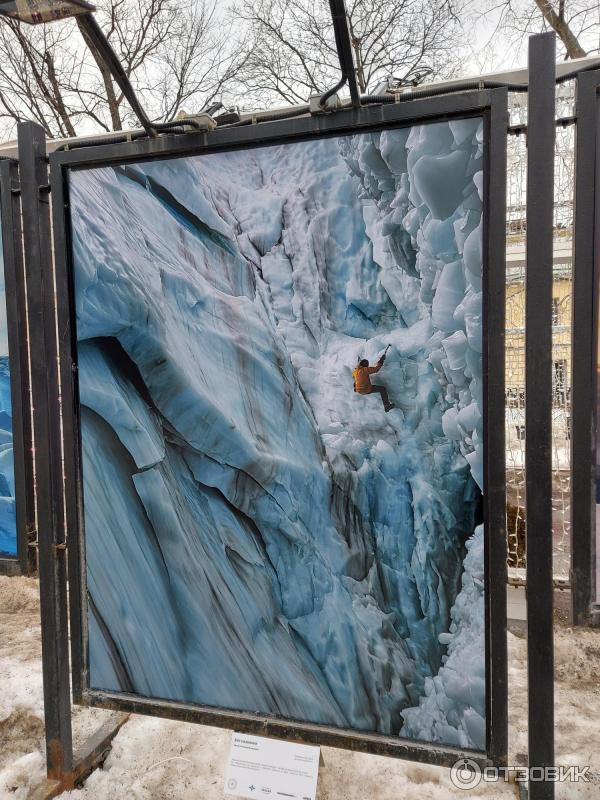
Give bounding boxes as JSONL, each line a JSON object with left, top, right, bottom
{"left": 360, "top": 80, "right": 529, "bottom": 103}
{"left": 325, "top": 0, "right": 360, "bottom": 108}
{"left": 54, "top": 132, "right": 144, "bottom": 150}
{"left": 222, "top": 105, "right": 311, "bottom": 128}
{"left": 54, "top": 126, "right": 191, "bottom": 151}
{"left": 319, "top": 76, "right": 347, "bottom": 108}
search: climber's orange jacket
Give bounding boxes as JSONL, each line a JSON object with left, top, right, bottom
{"left": 352, "top": 361, "right": 382, "bottom": 394}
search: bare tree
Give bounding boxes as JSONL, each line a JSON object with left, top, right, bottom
{"left": 532, "top": 0, "right": 587, "bottom": 57}
{"left": 0, "top": 0, "right": 245, "bottom": 139}
{"left": 479, "top": 0, "right": 599, "bottom": 62}
{"left": 0, "top": 19, "right": 80, "bottom": 137}
{"left": 231, "top": 0, "right": 467, "bottom": 108}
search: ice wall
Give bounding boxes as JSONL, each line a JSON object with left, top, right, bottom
{"left": 70, "top": 118, "right": 485, "bottom": 745}
{"left": 400, "top": 525, "right": 486, "bottom": 749}
{"left": 339, "top": 121, "right": 485, "bottom": 489}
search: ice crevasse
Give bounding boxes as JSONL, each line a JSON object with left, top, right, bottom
{"left": 70, "top": 117, "right": 486, "bottom": 747}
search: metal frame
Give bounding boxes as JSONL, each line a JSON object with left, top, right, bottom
{"left": 42, "top": 90, "right": 508, "bottom": 768}
{"left": 525, "top": 32, "right": 556, "bottom": 800}
{"left": 571, "top": 67, "right": 600, "bottom": 626}
{"left": 0, "top": 158, "right": 35, "bottom": 575}
{"left": 18, "top": 122, "right": 126, "bottom": 799}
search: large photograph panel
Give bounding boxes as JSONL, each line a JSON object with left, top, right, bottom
{"left": 69, "top": 118, "right": 487, "bottom": 749}
{"left": 0, "top": 204, "right": 17, "bottom": 558}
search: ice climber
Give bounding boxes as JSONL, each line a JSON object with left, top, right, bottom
{"left": 352, "top": 347, "right": 395, "bottom": 413}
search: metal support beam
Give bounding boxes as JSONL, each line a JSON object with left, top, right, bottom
{"left": 571, "top": 69, "right": 600, "bottom": 626}
{"left": 0, "top": 159, "right": 35, "bottom": 575}
{"left": 18, "top": 120, "right": 73, "bottom": 779}
{"left": 48, "top": 143, "right": 86, "bottom": 703}
{"left": 327, "top": 0, "right": 360, "bottom": 107}
{"left": 525, "top": 32, "right": 556, "bottom": 800}
{"left": 18, "top": 119, "right": 128, "bottom": 790}
{"left": 485, "top": 89, "right": 509, "bottom": 767}
{"left": 29, "top": 714, "right": 129, "bottom": 800}
{"left": 76, "top": 14, "right": 156, "bottom": 137}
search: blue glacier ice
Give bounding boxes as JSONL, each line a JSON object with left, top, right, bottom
{"left": 0, "top": 215, "right": 16, "bottom": 557}
{"left": 0, "top": 358, "right": 15, "bottom": 556}
{"left": 400, "top": 525, "right": 486, "bottom": 748}
{"left": 69, "top": 118, "right": 486, "bottom": 746}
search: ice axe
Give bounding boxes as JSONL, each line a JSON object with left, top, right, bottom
{"left": 357, "top": 345, "right": 391, "bottom": 365}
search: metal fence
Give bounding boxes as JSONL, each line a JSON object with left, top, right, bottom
{"left": 505, "top": 89, "right": 575, "bottom": 580}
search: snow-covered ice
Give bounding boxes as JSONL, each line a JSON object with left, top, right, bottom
{"left": 401, "top": 526, "right": 486, "bottom": 747}
{"left": 68, "top": 119, "right": 486, "bottom": 745}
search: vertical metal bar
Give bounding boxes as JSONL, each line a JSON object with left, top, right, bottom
{"left": 49, "top": 157, "right": 87, "bottom": 702}
{"left": 571, "top": 70, "right": 600, "bottom": 625}
{"left": 18, "top": 121, "right": 73, "bottom": 778}
{"left": 0, "top": 160, "right": 36, "bottom": 575}
{"left": 593, "top": 81, "right": 600, "bottom": 618}
{"left": 485, "top": 89, "right": 509, "bottom": 766}
{"left": 525, "top": 32, "right": 556, "bottom": 799}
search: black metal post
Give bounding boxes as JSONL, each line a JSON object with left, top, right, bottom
{"left": 18, "top": 121, "right": 73, "bottom": 779}
{"left": 48, "top": 152, "right": 86, "bottom": 703}
{"left": 485, "top": 90, "right": 509, "bottom": 767}
{"left": 327, "top": 0, "right": 360, "bottom": 107}
{"left": 0, "top": 159, "right": 35, "bottom": 575}
{"left": 525, "top": 32, "right": 556, "bottom": 800}
{"left": 76, "top": 14, "right": 156, "bottom": 137}
{"left": 77, "top": 13, "right": 202, "bottom": 136}
{"left": 571, "top": 69, "right": 600, "bottom": 626}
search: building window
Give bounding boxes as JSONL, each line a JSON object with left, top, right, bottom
{"left": 552, "top": 297, "right": 560, "bottom": 326}
{"left": 553, "top": 359, "right": 567, "bottom": 405}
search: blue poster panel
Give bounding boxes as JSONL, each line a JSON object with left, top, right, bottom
{"left": 0, "top": 204, "right": 17, "bottom": 557}
{"left": 69, "top": 118, "right": 486, "bottom": 749}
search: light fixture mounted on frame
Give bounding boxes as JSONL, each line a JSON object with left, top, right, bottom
{"left": 0, "top": 0, "right": 95, "bottom": 24}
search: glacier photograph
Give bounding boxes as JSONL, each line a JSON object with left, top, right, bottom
{"left": 69, "top": 116, "right": 487, "bottom": 750}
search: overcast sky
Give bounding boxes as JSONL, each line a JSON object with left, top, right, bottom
{"left": 0, "top": 0, "right": 598, "bottom": 142}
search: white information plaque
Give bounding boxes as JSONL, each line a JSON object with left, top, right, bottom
{"left": 224, "top": 732, "right": 320, "bottom": 800}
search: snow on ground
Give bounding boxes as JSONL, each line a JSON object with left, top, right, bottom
{"left": 1, "top": 576, "right": 599, "bottom": 799}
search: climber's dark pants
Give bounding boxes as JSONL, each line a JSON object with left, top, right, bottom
{"left": 368, "top": 384, "right": 391, "bottom": 410}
